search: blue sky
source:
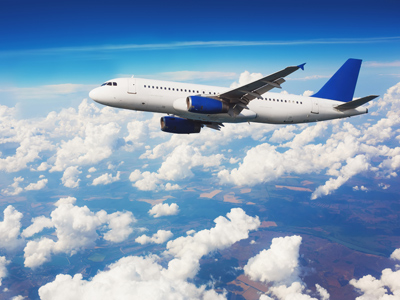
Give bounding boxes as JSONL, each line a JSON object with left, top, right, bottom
{"left": 1, "top": 0, "right": 399, "bottom": 94}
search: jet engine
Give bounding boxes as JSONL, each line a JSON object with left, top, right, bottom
{"left": 160, "top": 116, "right": 202, "bottom": 134}
{"left": 186, "top": 96, "right": 229, "bottom": 114}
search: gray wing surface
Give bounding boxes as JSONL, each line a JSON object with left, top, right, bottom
{"left": 217, "top": 63, "right": 305, "bottom": 115}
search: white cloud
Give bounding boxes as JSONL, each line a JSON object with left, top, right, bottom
{"left": 165, "top": 183, "right": 180, "bottom": 191}
{"left": 38, "top": 208, "right": 259, "bottom": 300}
{"left": 316, "top": 284, "right": 330, "bottom": 300}
{"left": 148, "top": 203, "right": 179, "bottom": 218}
{"left": 23, "top": 197, "right": 136, "bottom": 268}
{"left": 1, "top": 177, "right": 24, "bottom": 196}
{"left": 37, "top": 162, "right": 50, "bottom": 171}
{"left": 22, "top": 216, "right": 53, "bottom": 238}
{"left": 103, "top": 211, "right": 136, "bottom": 243}
{"left": 269, "top": 282, "right": 328, "bottom": 300}
{"left": 50, "top": 122, "right": 121, "bottom": 172}
{"left": 244, "top": 235, "right": 331, "bottom": 300}
{"left": 133, "top": 144, "right": 224, "bottom": 191}
{"left": 391, "top": 248, "right": 400, "bottom": 261}
{"left": 269, "top": 125, "right": 298, "bottom": 143}
{"left": 38, "top": 255, "right": 226, "bottom": 300}
{"left": 0, "top": 205, "right": 24, "bottom": 251}
{"left": 25, "top": 178, "right": 48, "bottom": 191}
{"left": 230, "top": 71, "right": 263, "bottom": 88}
{"left": 244, "top": 235, "right": 302, "bottom": 284}
{"left": 0, "top": 256, "right": 10, "bottom": 286}
{"left": 350, "top": 269, "right": 400, "bottom": 300}
{"left": 131, "top": 171, "right": 161, "bottom": 191}
{"left": 353, "top": 185, "right": 368, "bottom": 192}
{"left": 164, "top": 208, "right": 260, "bottom": 280}
{"left": 303, "top": 90, "right": 314, "bottom": 97}
{"left": 311, "top": 155, "right": 369, "bottom": 199}
{"left": 61, "top": 166, "right": 81, "bottom": 188}
{"left": 135, "top": 230, "right": 173, "bottom": 245}
{"left": 88, "top": 167, "right": 96, "bottom": 173}
{"left": 92, "top": 171, "right": 120, "bottom": 186}
{"left": 24, "top": 237, "right": 56, "bottom": 269}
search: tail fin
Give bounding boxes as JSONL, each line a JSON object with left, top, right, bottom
{"left": 311, "top": 58, "right": 362, "bottom": 102}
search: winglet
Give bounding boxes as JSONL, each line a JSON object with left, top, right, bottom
{"left": 297, "top": 63, "right": 306, "bottom": 71}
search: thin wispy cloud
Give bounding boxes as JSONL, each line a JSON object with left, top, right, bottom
{"left": 287, "top": 75, "right": 330, "bottom": 81}
{"left": 1, "top": 36, "right": 400, "bottom": 57}
{"left": 139, "top": 71, "right": 237, "bottom": 82}
{"left": 0, "top": 84, "right": 97, "bottom": 99}
{"left": 365, "top": 61, "right": 400, "bottom": 67}
{"left": 379, "top": 74, "right": 400, "bottom": 78}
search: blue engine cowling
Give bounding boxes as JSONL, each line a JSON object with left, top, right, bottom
{"left": 160, "top": 116, "right": 202, "bottom": 134}
{"left": 186, "top": 96, "right": 229, "bottom": 114}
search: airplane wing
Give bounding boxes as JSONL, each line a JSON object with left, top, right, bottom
{"left": 218, "top": 63, "right": 305, "bottom": 116}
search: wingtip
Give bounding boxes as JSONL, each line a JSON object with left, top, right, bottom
{"left": 298, "top": 63, "right": 306, "bottom": 71}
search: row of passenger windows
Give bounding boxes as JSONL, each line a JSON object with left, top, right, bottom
{"left": 143, "top": 84, "right": 303, "bottom": 104}
{"left": 266, "top": 98, "right": 303, "bottom": 104}
{"left": 101, "top": 82, "right": 118, "bottom": 86}
{"left": 144, "top": 85, "right": 217, "bottom": 95}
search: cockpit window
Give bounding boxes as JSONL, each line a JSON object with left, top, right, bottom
{"left": 101, "top": 82, "right": 118, "bottom": 87}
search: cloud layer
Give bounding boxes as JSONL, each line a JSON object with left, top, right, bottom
{"left": 38, "top": 208, "right": 260, "bottom": 300}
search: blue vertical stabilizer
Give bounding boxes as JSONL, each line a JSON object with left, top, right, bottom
{"left": 311, "top": 59, "right": 362, "bottom": 102}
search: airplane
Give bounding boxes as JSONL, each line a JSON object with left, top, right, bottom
{"left": 89, "top": 59, "right": 378, "bottom": 134}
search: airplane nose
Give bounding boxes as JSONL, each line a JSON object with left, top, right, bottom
{"left": 89, "top": 88, "right": 98, "bottom": 101}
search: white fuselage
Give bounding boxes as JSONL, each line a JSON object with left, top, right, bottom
{"left": 89, "top": 77, "right": 367, "bottom": 125}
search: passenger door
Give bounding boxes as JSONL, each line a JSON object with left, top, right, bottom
{"left": 311, "top": 99, "right": 319, "bottom": 114}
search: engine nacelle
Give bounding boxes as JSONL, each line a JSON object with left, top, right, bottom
{"left": 186, "top": 96, "right": 229, "bottom": 114}
{"left": 160, "top": 116, "right": 202, "bottom": 134}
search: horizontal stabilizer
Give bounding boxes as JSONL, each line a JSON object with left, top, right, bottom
{"left": 334, "top": 95, "right": 379, "bottom": 111}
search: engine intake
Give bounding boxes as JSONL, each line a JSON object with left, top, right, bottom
{"left": 186, "top": 96, "right": 229, "bottom": 114}
{"left": 160, "top": 116, "right": 202, "bottom": 134}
